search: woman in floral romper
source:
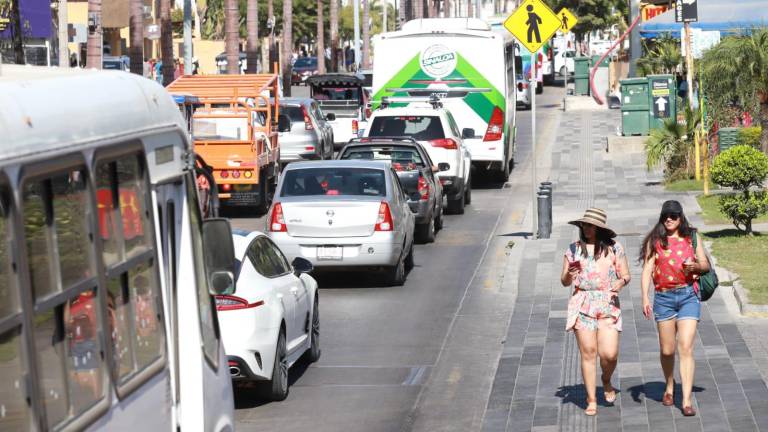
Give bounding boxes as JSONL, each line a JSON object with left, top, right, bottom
{"left": 560, "top": 208, "right": 631, "bottom": 416}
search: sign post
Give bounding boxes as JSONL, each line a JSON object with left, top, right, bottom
{"left": 677, "top": 0, "right": 698, "bottom": 178}
{"left": 503, "top": 0, "right": 562, "bottom": 238}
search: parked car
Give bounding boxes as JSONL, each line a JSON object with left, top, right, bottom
{"left": 364, "top": 102, "right": 472, "bottom": 214}
{"left": 554, "top": 49, "right": 576, "bottom": 77}
{"left": 338, "top": 138, "right": 447, "bottom": 243}
{"left": 275, "top": 97, "right": 335, "bottom": 165}
{"left": 307, "top": 74, "right": 370, "bottom": 151}
{"left": 103, "top": 55, "right": 129, "bottom": 71}
{"left": 267, "top": 160, "right": 416, "bottom": 285}
{"left": 516, "top": 74, "right": 532, "bottom": 110}
{"left": 291, "top": 57, "right": 319, "bottom": 85}
{"left": 216, "top": 230, "right": 320, "bottom": 401}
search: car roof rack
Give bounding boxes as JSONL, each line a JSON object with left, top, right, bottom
{"left": 348, "top": 137, "right": 419, "bottom": 144}
{"left": 379, "top": 94, "right": 443, "bottom": 109}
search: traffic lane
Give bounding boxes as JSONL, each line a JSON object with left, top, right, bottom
{"left": 234, "top": 185, "right": 511, "bottom": 432}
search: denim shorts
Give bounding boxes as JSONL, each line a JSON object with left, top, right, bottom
{"left": 653, "top": 284, "right": 701, "bottom": 322}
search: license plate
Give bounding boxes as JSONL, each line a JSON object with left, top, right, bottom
{"left": 317, "top": 246, "right": 343, "bottom": 260}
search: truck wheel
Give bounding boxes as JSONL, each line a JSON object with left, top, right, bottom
{"left": 256, "top": 170, "right": 273, "bottom": 215}
{"left": 446, "top": 192, "right": 465, "bottom": 215}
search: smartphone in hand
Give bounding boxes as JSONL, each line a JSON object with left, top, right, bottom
{"left": 568, "top": 260, "right": 582, "bottom": 272}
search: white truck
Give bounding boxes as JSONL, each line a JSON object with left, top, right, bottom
{"left": 307, "top": 74, "right": 370, "bottom": 151}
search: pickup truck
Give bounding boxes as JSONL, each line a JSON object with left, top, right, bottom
{"left": 307, "top": 74, "right": 369, "bottom": 151}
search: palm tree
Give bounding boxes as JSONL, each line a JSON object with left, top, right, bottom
{"left": 702, "top": 28, "right": 768, "bottom": 154}
{"left": 317, "top": 0, "right": 326, "bottom": 73}
{"left": 414, "top": 0, "right": 422, "bottom": 19}
{"left": 362, "top": 0, "right": 370, "bottom": 68}
{"left": 86, "top": 0, "right": 102, "bottom": 68}
{"left": 636, "top": 34, "right": 682, "bottom": 76}
{"left": 645, "top": 106, "right": 701, "bottom": 180}
{"left": 224, "top": 0, "right": 240, "bottom": 74}
{"left": 7, "top": 0, "right": 25, "bottom": 63}
{"left": 247, "top": 0, "right": 259, "bottom": 73}
{"left": 282, "top": 0, "right": 293, "bottom": 95}
{"left": 268, "top": 0, "right": 275, "bottom": 71}
{"left": 160, "top": 0, "right": 174, "bottom": 84}
{"left": 330, "top": 0, "right": 339, "bottom": 71}
{"left": 129, "top": 0, "right": 144, "bottom": 75}
{"left": 444, "top": 0, "right": 451, "bottom": 17}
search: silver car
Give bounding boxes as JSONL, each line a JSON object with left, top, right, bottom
{"left": 276, "top": 98, "right": 335, "bottom": 165}
{"left": 266, "top": 160, "right": 416, "bottom": 285}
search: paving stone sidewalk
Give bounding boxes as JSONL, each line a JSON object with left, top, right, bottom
{"left": 481, "top": 108, "right": 768, "bottom": 432}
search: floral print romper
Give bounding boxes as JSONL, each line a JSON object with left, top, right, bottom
{"left": 565, "top": 241, "right": 624, "bottom": 332}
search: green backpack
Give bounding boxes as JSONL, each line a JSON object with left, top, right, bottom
{"left": 692, "top": 230, "right": 719, "bottom": 301}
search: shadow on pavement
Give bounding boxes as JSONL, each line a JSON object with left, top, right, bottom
{"left": 233, "top": 355, "right": 313, "bottom": 409}
{"left": 311, "top": 269, "right": 412, "bottom": 289}
{"left": 626, "top": 381, "right": 706, "bottom": 404}
{"left": 703, "top": 228, "right": 761, "bottom": 238}
{"left": 220, "top": 205, "right": 268, "bottom": 219}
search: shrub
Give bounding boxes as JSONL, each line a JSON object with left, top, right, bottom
{"left": 711, "top": 145, "right": 768, "bottom": 234}
{"left": 739, "top": 127, "right": 762, "bottom": 149}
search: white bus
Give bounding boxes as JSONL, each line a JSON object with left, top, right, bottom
{"left": 371, "top": 18, "right": 518, "bottom": 182}
{"left": 0, "top": 66, "right": 237, "bottom": 431}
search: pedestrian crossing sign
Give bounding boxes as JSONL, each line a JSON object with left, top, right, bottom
{"left": 557, "top": 8, "right": 578, "bottom": 34}
{"left": 503, "top": 0, "right": 562, "bottom": 53}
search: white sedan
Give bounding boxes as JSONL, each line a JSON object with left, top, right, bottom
{"left": 216, "top": 231, "right": 320, "bottom": 401}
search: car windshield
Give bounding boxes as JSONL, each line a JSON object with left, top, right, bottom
{"left": 341, "top": 146, "right": 425, "bottom": 171}
{"left": 282, "top": 105, "right": 306, "bottom": 122}
{"left": 294, "top": 57, "right": 316, "bottom": 67}
{"left": 368, "top": 116, "right": 445, "bottom": 141}
{"left": 103, "top": 61, "right": 123, "bottom": 70}
{"left": 281, "top": 168, "right": 386, "bottom": 197}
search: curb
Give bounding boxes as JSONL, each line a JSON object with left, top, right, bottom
{"left": 731, "top": 278, "right": 768, "bottom": 317}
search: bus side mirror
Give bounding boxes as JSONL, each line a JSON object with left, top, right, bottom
{"left": 202, "top": 218, "right": 236, "bottom": 295}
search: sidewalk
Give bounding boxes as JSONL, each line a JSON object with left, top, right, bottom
{"left": 481, "top": 108, "right": 768, "bottom": 431}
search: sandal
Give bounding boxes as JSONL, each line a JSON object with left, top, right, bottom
{"left": 585, "top": 400, "right": 598, "bottom": 416}
{"left": 603, "top": 385, "right": 617, "bottom": 404}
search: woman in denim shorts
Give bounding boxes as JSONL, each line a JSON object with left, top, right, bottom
{"left": 639, "top": 200, "right": 710, "bottom": 416}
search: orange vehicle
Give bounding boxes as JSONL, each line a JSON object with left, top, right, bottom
{"left": 167, "top": 74, "right": 281, "bottom": 211}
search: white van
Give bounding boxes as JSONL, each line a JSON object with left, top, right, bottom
{"left": 0, "top": 66, "right": 236, "bottom": 432}
{"left": 372, "top": 18, "right": 517, "bottom": 182}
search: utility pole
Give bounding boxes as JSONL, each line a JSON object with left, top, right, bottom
{"left": 353, "top": 0, "right": 361, "bottom": 70}
{"left": 684, "top": 22, "right": 698, "bottom": 179}
{"left": 183, "top": 0, "right": 193, "bottom": 74}
{"left": 629, "top": 0, "right": 640, "bottom": 76}
{"left": 58, "top": 0, "right": 69, "bottom": 67}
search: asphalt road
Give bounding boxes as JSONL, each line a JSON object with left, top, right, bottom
{"left": 230, "top": 83, "right": 565, "bottom": 431}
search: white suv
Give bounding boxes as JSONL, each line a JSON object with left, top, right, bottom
{"left": 364, "top": 103, "right": 472, "bottom": 214}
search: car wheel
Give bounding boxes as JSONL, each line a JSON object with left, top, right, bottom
{"left": 434, "top": 205, "right": 443, "bottom": 231}
{"left": 416, "top": 217, "right": 435, "bottom": 243}
{"left": 404, "top": 241, "right": 415, "bottom": 271}
{"left": 446, "top": 192, "right": 465, "bottom": 215}
{"left": 308, "top": 296, "right": 321, "bottom": 363}
{"left": 386, "top": 251, "right": 406, "bottom": 286}
{"left": 464, "top": 179, "right": 472, "bottom": 205}
{"left": 495, "top": 158, "right": 510, "bottom": 183}
{"left": 536, "top": 83, "right": 543, "bottom": 94}
{"left": 264, "top": 329, "right": 288, "bottom": 401}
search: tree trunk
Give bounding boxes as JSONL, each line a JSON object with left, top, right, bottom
{"left": 282, "top": 0, "right": 293, "bottom": 96}
{"left": 760, "top": 101, "right": 768, "bottom": 155}
{"left": 268, "top": 0, "right": 275, "bottom": 72}
{"left": 224, "top": 0, "right": 240, "bottom": 74}
{"left": 443, "top": 0, "right": 451, "bottom": 17}
{"left": 86, "top": 0, "right": 102, "bottom": 68}
{"left": 160, "top": 0, "right": 174, "bottom": 83}
{"left": 414, "top": 0, "right": 422, "bottom": 19}
{"left": 129, "top": 0, "right": 144, "bottom": 75}
{"left": 9, "top": 0, "right": 25, "bottom": 64}
{"left": 330, "top": 0, "right": 339, "bottom": 72}
{"left": 362, "top": 0, "right": 370, "bottom": 68}
{"left": 247, "top": 0, "right": 259, "bottom": 73}
{"left": 317, "top": 0, "right": 326, "bottom": 73}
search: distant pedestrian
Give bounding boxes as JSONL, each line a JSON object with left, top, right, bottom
{"left": 639, "top": 200, "right": 709, "bottom": 417}
{"left": 561, "top": 208, "right": 630, "bottom": 416}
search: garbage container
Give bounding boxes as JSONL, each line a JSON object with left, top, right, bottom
{"left": 574, "top": 57, "right": 591, "bottom": 96}
{"left": 647, "top": 74, "right": 677, "bottom": 131}
{"left": 591, "top": 55, "right": 611, "bottom": 68}
{"left": 718, "top": 127, "right": 740, "bottom": 153}
{"left": 620, "top": 77, "right": 650, "bottom": 136}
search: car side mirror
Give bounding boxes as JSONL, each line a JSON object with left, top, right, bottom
{"left": 325, "top": 112, "right": 336, "bottom": 121}
{"left": 437, "top": 162, "right": 450, "bottom": 172}
{"left": 277, "top": 114, "right": 292, "bottom": 132}
{"left": 461, "top": 128, "right": 475, "bottom": 139}
{"left": 202, "top": 218, "right": 236, "bottom": 295}
{"left": 292, "top": 257, "right": 314, "bottom": 276}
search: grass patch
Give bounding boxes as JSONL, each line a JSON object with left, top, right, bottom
{"left": 696, "top": 194, "right": 768, "bottom": 225}
{"left": 665, "top": 179, "right": 718, "bottom": 192}
{"left": 703, "top": 230, "right": 768, "bottom": 304}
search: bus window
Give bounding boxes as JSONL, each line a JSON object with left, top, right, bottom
{"left": 22, "top": 169, "right": 106, "bottom": 430}
{"left": 0, "top": 189, "right": 28, "bottom": 431}
{"left": 95, "top": 155, "right": 165, "bottom": 389}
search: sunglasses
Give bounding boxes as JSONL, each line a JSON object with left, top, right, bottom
{"left": 663, "top": 213, "right": 681, "bottom": 221}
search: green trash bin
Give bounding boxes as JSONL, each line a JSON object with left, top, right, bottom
{"left": 591, "top": 55, "right": 611, "bottom": 68}
{"left": 574, "top": 56, "right": 591, "bottom": 96}
{"left": 647, "top": 74, "right": 677, "bottom": 130}
{"left": 718, "top": 127, "right": 740, "bottom": 153}
{"left": 620, "top": 77, "right": 650, "bottom": 136}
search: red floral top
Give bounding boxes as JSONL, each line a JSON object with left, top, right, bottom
{"left": 653, "top": 236, "right": 696, "bottom": 291}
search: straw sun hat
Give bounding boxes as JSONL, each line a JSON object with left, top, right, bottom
{"left": 568, "top": 207, "right": 617, "bottom": 238}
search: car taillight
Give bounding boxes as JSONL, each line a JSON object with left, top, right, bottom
{"left": 301, "top": 106, "right": 314, "bottom": 130}
{"left": 220, "top": 170, "right": 229, "bottom": 179}
{"left": 375, "top": 201, "right": 394, "bottom": 231}
{"left": 215, "top": 295, "right": 264, "bottom": 311}
{"left": 352, "top": 119, "right": 359, "bottom": 135}
{"left": 417, "top": 176, "right": 429, "bottom": 201}
{"left": 429, "top": 138, "right": 458, "bottom": 149}
{"left": 270, "top": 203, "right": 287, "bottom": 232}
{"left": 483, "top": 106, "right": 504, "bottom": 142}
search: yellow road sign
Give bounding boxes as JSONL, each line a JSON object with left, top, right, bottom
{"left": 503, "top": 0, "right": 562, "bottom": 53}
{"left": 558, "top": 8, "right": 578, "bottom": 33}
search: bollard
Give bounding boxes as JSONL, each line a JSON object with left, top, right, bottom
{"left": 537, "top": 193, "right": 551, "bottom": 239}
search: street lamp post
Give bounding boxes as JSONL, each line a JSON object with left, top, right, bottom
{"left": 353, "top": 0, "right": 361, "bottom": 70}
{"left": 183, "top": 0, "right": 193, "bottom": 74}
